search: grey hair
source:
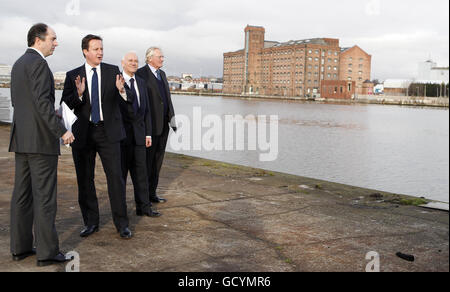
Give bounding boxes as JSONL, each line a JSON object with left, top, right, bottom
{"left": 145, "top": 47, "right": 162, "bottom": 64}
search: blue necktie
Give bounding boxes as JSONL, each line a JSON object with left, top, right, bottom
{"left": 130, "top": 78, "right": 139, "bottom": 114}
{"left": 156, "top": 69, "right": 162, "bottom": 81}
{"left": 91, "top": 68, "right": 100, "bottom": 124}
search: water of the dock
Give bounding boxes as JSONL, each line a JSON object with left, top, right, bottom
{"left": 0, "top": 124, "right": 448, "bottom": 272}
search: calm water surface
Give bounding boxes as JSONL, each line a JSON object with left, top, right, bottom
{"left": 169, "top": 94, "right": 449, "bottom": 203}
{"left": 1, "top": 88, "right": 448, "bottom": 202}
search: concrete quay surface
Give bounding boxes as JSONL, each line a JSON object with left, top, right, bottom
{"left": 0, "top": 124, "right": 448, "bottom": 272}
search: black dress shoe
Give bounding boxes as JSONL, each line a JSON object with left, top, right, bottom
{"left": 136, "top": 209, "right": 162, "bottom": 217}
{"left": 12, "top": 248, "right": 36, "bottom": 261}
{"left": 37, "top": 252, "right": 69, "bottom": 267}
{"left": 150, "top": 196, "right": 167, "bottom": 203}
{"left": 119, "top": 227, "right": 133, "bottom": 239}
{"left": 80, "top": 225, "right": 99, "bottom": 238}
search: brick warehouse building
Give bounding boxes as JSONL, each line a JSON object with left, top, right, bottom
{"left": 223, "top": 25, "right": 372, "bottom": 98}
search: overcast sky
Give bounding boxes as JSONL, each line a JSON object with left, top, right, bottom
{"left": 0, "top": 0, "right": 448, "bottom": 80}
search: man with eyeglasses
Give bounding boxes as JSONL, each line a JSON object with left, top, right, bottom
{"left": 136, "top": 47, "right": 176, "bottom": 205}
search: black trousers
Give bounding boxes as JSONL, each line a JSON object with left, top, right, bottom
{"left": 121, "top": 140, "right": 152, "bottom": 213}
{"left": 146, "top": 122, "right": 170, "bottom": 197}
{"left": 10, "top": 153, "right": 59, "bottom": 261}
{"left": 72, "top": 124, "right": 128, "bottom": 231}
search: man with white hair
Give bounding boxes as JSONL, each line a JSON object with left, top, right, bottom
{"left": 136, "top": 47, "right": 176, "bottom": 204}
{"left": 119, "top": 51, "right": 161, "bottom": 218}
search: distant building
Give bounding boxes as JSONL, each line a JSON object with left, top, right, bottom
{"left": 361, "top": 80, "right": 374, "bottom": 95}
{"left": 53, "top": 71, "right": 67, "bottom": 86}
{"left": 0, "top": 64, "right": 12, "bottom": 85}
{"left": 223, "top": 25, "right": 372, "bottom": 98}
{"left": 339, "top": 46, "right": 372, "bottom": 95}
{"left": 373, "top": 84, "right": 384, "bottom": 94}
{"left": 182, "top": 73, "right": 193, "bottom": 81}
{"left": 383, "top": 79, "right": 412, "bottom": 96}
{"left": 321, "top": 80, "right": 355, "bottom": 99}
{"left": 418, "top": 60, "right": 449, "bottom": 83}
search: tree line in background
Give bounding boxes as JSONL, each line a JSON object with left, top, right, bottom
{"left": 408, "top": 83, "right": 449, "bottom": 98}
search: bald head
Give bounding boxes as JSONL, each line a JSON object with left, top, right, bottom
{"left": 121, "top": 51, "right": 139, "bottom": 76}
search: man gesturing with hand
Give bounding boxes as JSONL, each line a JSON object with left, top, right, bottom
{"left": 61, "top": 34, "right": 133, "bottom": 239}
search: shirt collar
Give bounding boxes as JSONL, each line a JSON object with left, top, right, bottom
{"left": 28, "top": 47, "right": 45, "bottom": 59}
{"left": 85, "top": 62, "right": 101, "bottom": 74}
{"left": 122, "top": 71, "right": 135, "bottom": 83}
{"left": 148, "top": 64, "right": 160, "bottom": 76}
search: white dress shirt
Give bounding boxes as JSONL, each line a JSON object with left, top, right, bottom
{"left": 148, "top": 64, "right": 160, "bottom": 79}
{"left": 122, "top": 72, "right": 140, "bottom": 107}
{"left": 85, "top": 63, "right": 103, "bottom": 121}
{"left": 82, "top": 63, "right": 127, "bottom": 122}
{"left": 28, "top": 47, "right": 45, "bottom": 59}
{"left": 123, "top": 71, "right": 151, "bottom": 139}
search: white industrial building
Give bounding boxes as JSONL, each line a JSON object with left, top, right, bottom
{"left": 418, "top": 60, "right": 449, "bottom": 83}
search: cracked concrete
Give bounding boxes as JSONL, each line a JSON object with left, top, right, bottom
{"left": 0, "top": 124, "right": 448, "bottom": 272}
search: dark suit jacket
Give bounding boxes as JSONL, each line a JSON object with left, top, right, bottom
{"left": 61, "top": 63, "right": 126, "bottom": 148}
{"left": 136, "top": 65, "right": 175, "bottom": 136}
{"left": 119, "top": 75, "right": 152, "bottom": 146}
{"left": 9, "top": 49, "right": 66, "bottom": 155}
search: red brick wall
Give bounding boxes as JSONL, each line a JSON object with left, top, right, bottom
{"left": 339, "top": 46, "right": 372, "bottom": 95}
{"left": 321, "top": 80, "right": 356, "bottom": 99}
{"left": 223, "top": 27, "right": 371, "bottom": 98}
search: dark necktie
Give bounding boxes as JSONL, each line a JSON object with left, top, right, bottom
{"left": 156, "top": 69, "right": 162, "bottom": 81}
{"left": 91, "top": 68, "right": 100, "bottom": 124}
{"left": 130, "top": 78, "right": 139, "bottom": 114}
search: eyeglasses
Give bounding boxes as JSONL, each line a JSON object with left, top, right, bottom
{"left": 153, "top": 55, "right": 165, "bottom": 60}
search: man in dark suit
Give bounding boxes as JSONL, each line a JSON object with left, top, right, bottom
{"left": 9, "top": 23, "right": 74, "bottom": 267}
{"left": 61, "top": 35, "right": 132, "bottom": 239}
{"left": 119, "top": 51, "right": 161, "bottom": 218}
{"left": 136, "top": 47, "right": 176, "bottom": 204}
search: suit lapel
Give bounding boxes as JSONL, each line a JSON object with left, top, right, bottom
{"left": 137, "top": 78, "right": 146, "bottom": 112}
{"left": 80, "top": 66, "right": 91, "bottom": 107}
{"left": 100, "top": 63, "right": 106, "bottom": 100}
{"left": 160, "top": 70, "right": 171, "bottom": 99}
{"left": 146, "top": 66, "right": 162, "bottom": 102}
